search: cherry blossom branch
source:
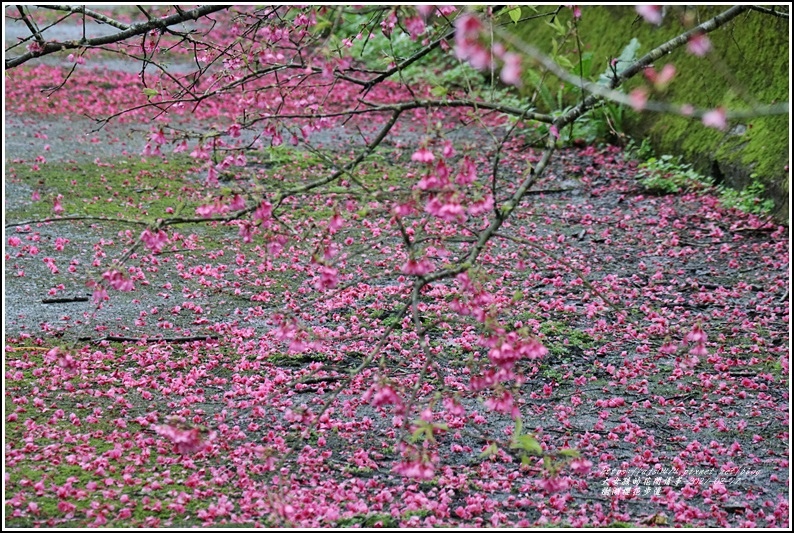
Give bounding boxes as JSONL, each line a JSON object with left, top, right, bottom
{"left": 15, "top": 5, "right": 45, "bottom": 45}
{"left": 357, "top": 29, "right": 455, "bottom": 91}
{"left": 260, "top": 300, "right": 412, "bottom": 510}
{"left": 542, "top": 5, "right": 769, "bottom": 125}
{"left": 747, "top": 5, "right": 789, "bottom": 18}
{"left": 35, "top": 4, "right": 133, "bottom": 30}
{"left": 419, "top": 137, "right": 558, "bottom": 289}
{"left": 279, "top": 108, "right": 403, "bottom": 199}
{"left": 5, "top": 5, "right": 231, "bottom": 69}
{"left": 482, "top": 5, "right": 787, "bottom": 126}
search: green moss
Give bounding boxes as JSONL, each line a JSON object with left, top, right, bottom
{"left": 508, "top": 6, "right": 789, "bottom": 219}
{"left": 266, "top": 352, "right": 328, "bottom": 367}
{"left": 7, "top": 154, "right": 203, "bottom": 223}
{"left": 336, "top": 512, "right": 398, "bottom": 527}
{"left": 538, "top": 320, "right": 597, "bottom": 357}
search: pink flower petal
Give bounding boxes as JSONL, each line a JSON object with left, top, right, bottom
{"left": 702, "top": 108, "right": 727, "bottom": 130}
{"left": 635, "top": 5, "right": 663, "bottom": 25}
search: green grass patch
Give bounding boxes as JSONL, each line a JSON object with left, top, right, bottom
{"left": 8, "top": 154, "right": 203, "bottom": 223}
{"left": 336, "top": 512, "right": 398, "bottom": 527}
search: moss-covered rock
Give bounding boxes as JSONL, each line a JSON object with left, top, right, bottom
{"left": 508, "top": 5, "right": 789, "bottom": 220}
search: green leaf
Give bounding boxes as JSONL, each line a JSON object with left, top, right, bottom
{"left": 545, "top": 17, "right": 565, "bottom": 36}
{"left": 558, "top": 448, "right": 580, "bottom": 458}
{"left": 430, "top": 85, "right": 448, "bottom": 97}
{"left": 142, "top": 88, "right": 159, "bottom": 98}
{"left": 598, "top": 38, "right": 641, "bottom": 85}
{"left": 508, "top": 6, "right": 522, "bottom": 23}
{"left": 410, "top": 425, "right": 428, "bottom": 443}
{"left": 479, "top": 443, "right": 499, "bottom": 458}
{"left": 579, "top": 52, "right": 593, "bottom": 79}
{"left": 556, "top": 56, "right": 574, "bottom": 70}
{"left": 510, "top": 435, "right": 543, "bottom": 455}
{"left": 543, "top": 455, "right": 552, "bottom": 470}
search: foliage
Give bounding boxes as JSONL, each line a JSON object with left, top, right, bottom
{"left": 717, "top": 176, "right": 776, "bottom": 216}
{"left": 634, "top": 151, "right": 776, "bottom": 216}
{"left": 637, "top": 154, "right": 713, "bottom": 195}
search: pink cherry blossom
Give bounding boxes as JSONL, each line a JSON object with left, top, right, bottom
{"left": 629, "top": 87, "right": 649, "bottom": 111}
{"left": 404, "top": 16, "right": 426, "bottom": 40}
{"left": 635, "top": 5, "right": 663, "bottom": 25}
{"left": 645, "top": 64, "right": 676, "bottom": 90}
{"left": 314, "top": 265, "right": 339, "bottom": 290}
{"left": 569, "top": 458, "right": 593, "bottom": 474}
{"left": 686, "top": 324, "right": 707, "bottom": 344}
{"left": 149, "top": 127, "right": 167, "bottom": 145}
{"left": 454, "top": 13, "right": 492, "bottom": 70}
{"left": 141, "top": 228, "right": 168, "bottom": 253}
{"left": 53, "top": 195, "right": 64, "bottom": 214}
{"left": 153, "top": 424, "right": 213, "bottom": 454}
{"left": 484, "top": 390, "right": 519, "bottom": 417}
{"left": 102, "top": 270, "right": 134, "bottom": 292}
{"left": 687, "top": 33, "right": 712, "bottom": 56}
{"left": 500, "top": 52, "right": 522, "bottom": 86}
{"left": 253, "top": 200, "right": 273, "bottom": 221}
{"left": 538, "top": 476, "right": 569, "bottom": 492}
{"left": 411, "top": 147, "right": 435, "bottom": 163}
{"left": 468, "top": 195, "right": 494, "bottom": 216}
{"left": 91, "top": 286, "right": 109, "bottom": 304}
{"left": 393, "top": 459, "right": 435, "bottom": 480}
{"left": 370, "top": 384, "right": 402, "bottom": 407}
{"left": 442, "top": 140, "right": 455, "bottom": 158}
{"left": 402, "top": 258, "right": 434, "bottom": 276}
{"left": 26, "top": 40, "right": 44, "bottom": 53}
{"left": 229, "top": 194, "right": 246, "bottom": 211}
{"left": 566, "top": 5, "right": 582, "bottom": 19}
{"left": 425, "top": 195, "right": 467, "bottom": 223}
{"left": 702, "top": 108, "right": 727, "bottom": 130}
{"left": 416, "top": 5, "right": 434, "bottom": 20}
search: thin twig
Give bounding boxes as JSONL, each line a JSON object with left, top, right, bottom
{"left": 42, "top": 296, "right": 90, "bottom": 304}
{"left": 6, "top": 5, "right": 230, "bottom": 69}
{"left": 5, "top": 215, "right": 150, "bottom": 229}
{"left": 77, "top": 335, "right": 219, "bottom": 343}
